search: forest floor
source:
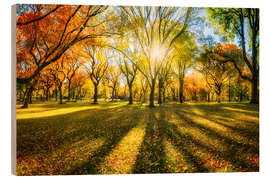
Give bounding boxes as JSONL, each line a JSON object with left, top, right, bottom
{"left": 16, "top": 101, "right": 259, "bottom": 175}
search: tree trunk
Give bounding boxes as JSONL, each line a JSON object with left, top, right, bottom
{"left": 46, "top": 88, "right": 49, "bottom": 101}
{"left": 68, "top": 80, "right": 71, "bottom": 101}
{"left": 19, "top": 91, "right": 23, "bottom": 102}
{"left": 171, "top": 88, "right": 177, "bottom": 101}
{"left": 55, "top": 88, "right": 58, "bottom": 101}
{"left": 158, "top": 79, "right": 162, "bottom": 104}
{"left": 29, "top": 92, "right": 33, "bottom": 104}
{"left": 22, "top": 89, "right": 30, "bottom": 108}
{"left": 143, "top": 88, "right": 147, "bottom": 103}
{"left": 22, "top": 89, "right": 27, "bottom": 102}
{"left": 59, "top": 84, "right": 63, "bottom": 104}
{"left": 250, "top": 73, "right": 259, "bottom": 104}
{"left": 239, "top": 89, "right": 243, "bottom": 102}
{"left": 93, "top": 84, "right": 98, "bottom": 104}
{"left": 217, "top": 92, "right": 221, "bottom": 103}
{"left": 163, "top": 88, "right": 166, "bottom": 103}
{"left": 149, "top": 79, "right": 156, "bottom": 107}
{"left": 228, "top": 78, "right": 231, "bottom": 102}
{"left": 128, "top": 84, "right": 133, "bottom": 104}
{"left": 22, "top": 86, "right": 34, "bottom": 108}
{"left": 179, "top": 78, "right": 184, "bottom": 103}
{"left": 111, "top": 88, "right": 115, "bottom": 102}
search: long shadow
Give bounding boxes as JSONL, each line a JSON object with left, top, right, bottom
{"left": 17, "top": 105, "right": 133, "bottom": 161}
{"left": 172, "top": 109, "right": 258, "bottom": 171}
{"left": 207, "top": 117, "right": 258, "bottom": 141}
{"left": 67, "top": 120, "right": 139, "bottom": 174}
{"left": 223, "top": 103, "right": 259, "bottom": 112}
{"left": 180, "top": 109, "right": 259, "bottom": 148}
{"left": 133, "top": 109, "right": 167, "bottom": 174}
{"left": 161, "top": 112, "right": 209, "bottom": 172}
{"left": 186, "top": 103, "right": 259, "bottom": 119}
{"left": 174, "top": 110, "right": 258, "bottom": 153}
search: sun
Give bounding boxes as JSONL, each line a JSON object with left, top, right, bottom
{"left": 150, "top": 44, "right": 166, "bottom": 61}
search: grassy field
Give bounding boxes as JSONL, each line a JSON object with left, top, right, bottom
{"left": 16, "top": 101, "right": 259, "bottom": 175}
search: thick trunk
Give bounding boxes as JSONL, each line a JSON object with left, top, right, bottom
{"left": 158, "top": 79, "right": 162, "bottom": 104}
{"left": 22, "top": 86, "right": 34, "bottom": 108}
{"left": 19, "top": 91, "right": 23, "bottom": 102}
{"left": 55, "top": 88, "right": 58, "bottom": 101}
{"left": 171, "top": 88, "right": 177, "bottom": 101}
{"left": 143, "top": 88, "right": 147, "bottom": 103}
{"left": 59, "top": 84, "right": 63, "bottom": 104}
{"left": 239, "top": 89, "right": 243, "bottom": 102}
{"left": 149, "top": 79, "right": 156, "bottom": 107}
{"left": 29, "top": 93, "right": 33, "bottom": 104}
{"left": 228, "top": 79, "right": 231, "bottom": 102}
{"left": 68, "top": 80, "right": 71, "bottom": 101}
{"left": 93, "top": 84, "right": 98, "bottom": 104}
{"left": 163, "top": 88, "right": 166, "bottom": 103}
{"left": 46, "top": 89, "right": 49, "bottom": 101}
{"left": 250, "top": 74, "right": 259, "bottom": 104}
{"left": 22, "top": 89, "right": 27, "bottom": 102}
{"left": 179, "top": 78, "right": 184, "bottom": 104}
{"left": 128, "top": 84, "right": 133, "bottom": 104}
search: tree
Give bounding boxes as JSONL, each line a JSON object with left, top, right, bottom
{"left": 64, "top": 51, "right": 82, "bottom": 101}
{"left": 48, "top": 58, "right": 67, "bottom": 104}
{"left": 119, "top": 56, "right": 138, "bottom": 104}
{"left": 196, "top": 45, "right": 232, "bottom": 103}
{"left": 207, "top": 8, "right": 259, "bottom": 104}
{"left": 39, "top": 70, "right": 54, "bottom": 101}
{"left": 119, "top": 6, "right": 193, "bottom": 107}
{"left": 70, "top": 70, "right": 88, "bottom": 100}
{"left": 173, "top": 33, "right": 196, "bottom": 103}
{"left": 16, "top": 5, "right": 113, "bottom": 85}
{"left": 157, "top": 61, "right": 173, "bottom": 104}
{"left": 84, "top": 45, "right": 109, "bottom": 104}
{"left": 106, "top": 66, "right": 121, "bottom": 102}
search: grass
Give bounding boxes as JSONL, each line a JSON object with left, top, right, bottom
{"left": 16, "top": 101, "right": 259, "bottom": 175}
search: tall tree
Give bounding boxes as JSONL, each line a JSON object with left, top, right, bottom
{"left": 173, "top": 33, "right": 196, "bottom": 103}
{"left": 49, "top": 58, "right": 67, "bottom": 104}
{"left": 196, "top": 45, "right": 232, "bottom": 103}
{"left": 207, "top": 8, "right": 259, "bottom": 104}
{"left": 119, "top": 56, "right": 138, "bottom": 104}
{"left": 64, "top": 51, "right": 82, "bottom": 101}
{"left": 84, "top": 45, "right": 109, "bottom": 104}
{"left": 157, "top": 61, "right": 173, "bottom": 104}
{"left": 16, "top": 5, "right": 113, "bottom": 85}
{"left": 106, "top": 66, "right": 121, "bottom": 102}
{"left": 119, "top": 6, "right": 193, "bottom": 107}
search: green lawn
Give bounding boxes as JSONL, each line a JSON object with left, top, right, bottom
{"left": 16, "top": 102, "right": 259, "bottom": 175}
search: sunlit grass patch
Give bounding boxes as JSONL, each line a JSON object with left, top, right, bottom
{"left": 222, "top": 106, "right": 257, "bottom": 113}
{"left": 16, "top": 102, "right": 127, "bottom": 120}
{"left": 164, "top": 138, "right": 195, "bottom": 173}
{"left": 98, "top": 121, "right": 146, "bottom": 174}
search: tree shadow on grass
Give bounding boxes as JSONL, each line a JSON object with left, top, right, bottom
{"left": 67, "top": 122, "right": 139, "bottom": 174}
{"left": 132, "top": 109, "right": 167, "bottom": 174}
{"left": 17, "top": 105, "right": 143, "bottom": 175}
{"left": 171, "top": 109, "right": 259, "bottom": 171}
{"left": 159, "top": 110, "right": 210, "bottom": 172}
{"left": 17, "top": 106, "right": 126, "bottom": 157}
{"left": 180, "top": 109, "right": 259, "bottom": 149}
